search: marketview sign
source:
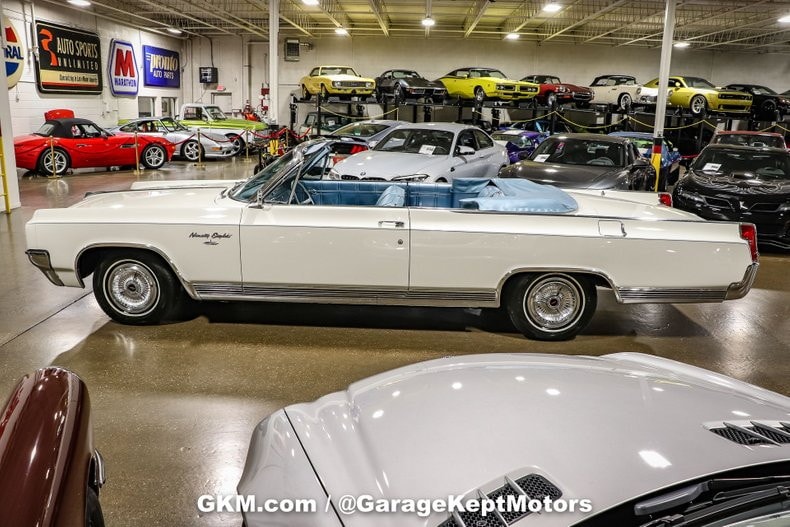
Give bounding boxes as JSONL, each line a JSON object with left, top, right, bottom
{"left": 35, "top": 21, "right": 102, "bottom": 94}
{"left": 108, "top": 39, "right": 138, "bottom": 96}
{"left": 143, "top": 45, "right": 180, "bottom": 88}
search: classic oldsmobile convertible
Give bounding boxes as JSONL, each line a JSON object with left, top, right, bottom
{"left": 25, "top": 139, "right": 758, "bottom": 340}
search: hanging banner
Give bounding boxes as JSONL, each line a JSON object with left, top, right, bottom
{"left": 34, "top": 21, "right": 102, "bottom": 94}
{"left": 143, "top": 45, "right": 180, "bottom": 88}
{"left": 4, "top": 16, "right": 24, "bottom": 89}
{"left": 108, "top": 39, "right": 138, "bottom": 95}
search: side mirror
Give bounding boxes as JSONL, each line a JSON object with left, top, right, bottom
{"left": 256, "top": 188, "right": 265, "bottom": 208}
{"left": 633, "top": 157, "right": 650, "bottom": 167}
{"left": 456, "top": 145, "right": 475, "bottom": 156}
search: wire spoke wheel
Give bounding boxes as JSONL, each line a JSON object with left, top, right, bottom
{"left": 524, "top": 276, "right": 583, "bottom": 331}
{"left": 104, "top": 261, "right": 160, "bottom": 317}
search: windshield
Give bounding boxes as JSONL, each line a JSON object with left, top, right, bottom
{"left": 750, "top": 86, "right": 777, "bottom": 95}
{"left": 711, "top": 134, "right": 786, "bottom": 149}
{"left": 692, "top": 148, "right": 790, "bottom": 179}
{"left": 230, "top": 141, "right": 329, "bottom": 201}
{"left": 530, "top": 137, "right": 625, "bottom": 166}
{"left": 392, "top": 70, "right": 420, "bottom": 79}
{"left": 160, "top": 118, "right": 187, "bottom": 132}
{"left": 374, "top": 128, "right": 454, "bottom": 155}
{"left": 471, "top": 69, "right": 507, "bottom": 79}
{"left": 34, "top": 123, "right": 56, "bottom": 137}
{"left": 684, "top": 77, "right": 716, "bottom": 89}
{"left": 205, "top": 106, "right": 227, "bottom": 120}
{"left": 331, "top": 122, "right": 389, "bottom": 138}
{"left": 492, "top": 132, "right": 532, "bottom": 148}
{"left": 592, "top": 76, "right": 634, "bottom": 87}
{"left": 321, "top": 66, "right": 358, "bottom": 76}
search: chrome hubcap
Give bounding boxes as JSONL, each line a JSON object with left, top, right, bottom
{"left": 692, "top": 98, "right": 704, "bottom": 112}
{"left": 183, "top": 141, "right": 199, "bottom": 160}
{"left": 524, "top": 276, "right": 583, "bottom": 331}
{"left": 44, "top": 152, "right": 67, "bottom": 173}
{"left": 106, "top": 261, "right": 159, "bottom": 315}
{"left": 145, "top": 147, "right": 164, "bottom": 166}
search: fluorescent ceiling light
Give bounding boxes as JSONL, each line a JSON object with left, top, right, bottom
{"left": 302, "top": 0, "right": 320, "bottom": 5}
{"left": 422, "top": 17, "right": 436, "bottom": 27}
{"left": 167, "top": 28, "right": 183, "bottom": 35}
{"left": 505, "top": 33, "right": 520, "bottom": 40}
{"left": 67, "top": 0, "right": 92, "bottom": 6}
{"left": 779, "top": 15, "right": 790, "bottom": 23}
{"left": 335, "top": 27, "right": 349, "bottom": 35}
{"left": 673, "top": 41, "right": 690, "bottom": 48}
{"left": 542, "top": 2, "right": 562, "bottom": 13}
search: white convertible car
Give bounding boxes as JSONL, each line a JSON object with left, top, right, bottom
{"left": 239, "top": 353, "right": 790, "bottom": 527}
{"left": 26, "top": 139, "right": 757, "bottom": 340}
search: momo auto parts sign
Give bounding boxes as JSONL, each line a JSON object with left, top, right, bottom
{"left": 35, "top": 21, "right": 102, "bottom": 94}
{"left": 143, "top": 45, "right": 180, "bottom": 88}
{"left": 108, "top": 39, "right": 138, "bottom": 96}
{"left": 4, "top": 16, "right": 24, "bottom": 89}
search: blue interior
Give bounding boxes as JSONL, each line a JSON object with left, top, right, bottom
{"left": 299, "top": 178, "right": 578, "bottom": 213}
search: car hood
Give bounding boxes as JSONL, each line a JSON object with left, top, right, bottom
{"left": 284, "top": 353, "right": 790, "bottom": 527}
{"left": 334, "top": 151, "right": 451, "bottom": 178}
{"left": 179, "top": 118, "right": 266, "bottom": 130}
{"left": 501, "top": 160, "right": 623, "bottom": 189}
{"left": 684, "top": 170, "right": 790, "bottom": 195}
{"left": 403, "top": 78, "right": 445, "bottom": 89}
{"left": 559, "top": 83, "right": 590, "bottom": 92}
{"left": 324, "top": 74, "right": 375, "bottom": 83}
{"left": 28, "top": 187, "right": 244, "bottom": 225}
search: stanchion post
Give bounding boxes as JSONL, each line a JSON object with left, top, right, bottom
{"left": 134, "top": 131, "right": 141, "bottom": 176}
{"left": 195, "top": 129, "right": 206, "bottom": 169}
{"left": 244, "top": 127, "right": 252, "bottom": 163}
{"left": 48, "top": 138, "right": 58, "bottom": 179}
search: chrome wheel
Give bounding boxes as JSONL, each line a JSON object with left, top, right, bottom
{"left": 474, "top": 86, "right": 485, "bottom": 103}
{"left": 182, "top": 140, "right": 200, "bottom": 161}
{"left": 40, "top": 149, "right": 69, "bottom": 175}
{"left": 546, "top": 92, "right": 557, "bottom": 108}
{"left": 104, "top": 260, "right": 160, "bottom": 317}
{"left": 690, "top": 95, "right": 706, "bottom": 116}
{"left": 618, "top": 93, "right": 632, "bottom": 111}
{"left": 523, "top": 275, "right": 584, "bottom": 332}
{"left": 227, "top": 134, "right": 244, "bottom": 156}
{"left": 141, "top": 144, "right": 166, "bottom": 169}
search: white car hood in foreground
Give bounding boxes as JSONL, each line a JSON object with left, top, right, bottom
{"left": 335, "top": 152, "right": 455, "bottom": 179}
{"left": 255, "top": 353, "right": 790, "bottom": 527}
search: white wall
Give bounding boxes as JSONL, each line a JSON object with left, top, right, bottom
{"left": 3, "top": 1, "right": 184, "bottom": 135}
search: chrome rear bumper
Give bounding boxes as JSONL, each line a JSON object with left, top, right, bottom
{"left": 725, "top": 263, "right": 759, "bottom": 300}
{"left": 26, "top": 249, "right": 64, "bottom": 286}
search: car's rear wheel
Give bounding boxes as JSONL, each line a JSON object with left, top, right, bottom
{"left": 140, "top": 144, "right": 167, "bottom": 169}
{"left": 37, "top": 148, "right": 70, "bottom": 176}
{"left": 546, "top": 92, "right": 557, "bottom": 108}
{"left": 690, "top": 95, "right": 707, "bottom": 116}
{"left": 320, "top": 84, "right": 329, "bottom": 102}
{"left": 181, "top": 139, "right": 201, "bottom": 162}
{"left": 227, "top": 134, "right": 245, "bottom": 156}
{"left": 93, "top": 250, "right": 182, "bottom": 325}
{"left": 761, "top": 100, "right": 778, "bottom": 120}
{"left": 505, "top": 273, "right": 597, "bottom": 341}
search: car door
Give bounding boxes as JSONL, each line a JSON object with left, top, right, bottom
{"left": 239, "top": 169, "right": 410, "bottom": 292}
{"left": 472, "top": 129, "right": 503, "bottom": 176}
{"left": 71, "top": 122, "right": 137, "bottom": 167}
{"left": 449, "top": 129, "right": 483, "bottom": 179}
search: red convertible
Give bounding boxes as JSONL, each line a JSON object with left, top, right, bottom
{"left": 521, "top": 74, "right": 594, "bottom": 108}
{"left": 14, "top": 109, "right": 175, "bottom": 176}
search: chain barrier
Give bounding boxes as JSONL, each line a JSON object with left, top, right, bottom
{"left": 557, "top": 113, "right": 629, "bottom": 130}
{"left": 317, "top": 105, "right": 400, "bottom": 120}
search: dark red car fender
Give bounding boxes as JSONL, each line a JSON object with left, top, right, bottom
{"left": 0, "top": 367, "right": 100, "bottom": 527}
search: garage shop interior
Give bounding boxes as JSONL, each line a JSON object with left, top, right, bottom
{"left": 1, "top": 1, "right": 789, "bottom": 526}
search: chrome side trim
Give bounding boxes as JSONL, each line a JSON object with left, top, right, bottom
{"left": 495, "top": 266, "right": 617, "bottom": 301}
{"left": 26, "top": 249, "right": 65, "bottom": 286}
{"left": 617, "top": 287, "right": 727, "bottom": 304}
{"left": 74, "top": 243, "right": 199, "bottom": 299}
{"left": 92, "top": 449, "right": 106, "bottom": 488}
{"left": 725, "top": 263, "right": 759, "bottom": 300}
{"left": 192, "top": 282, "right": 498, "bottom": 307}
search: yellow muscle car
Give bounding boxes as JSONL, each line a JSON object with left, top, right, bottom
{"left": 643, "top": 76, "right": 752, "bottom": 116}
{"left": 438, "top": 67, "right": 539, "bottom": 102}
{"left": 300, "top": 65, "right": 375, "bottom": 100}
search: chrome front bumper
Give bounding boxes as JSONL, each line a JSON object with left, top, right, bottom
{"left": 26, "top": 249, "right": 64, "bottom": 286}
{"left": 725, "top": 263, "right": 759, "bottom": 300}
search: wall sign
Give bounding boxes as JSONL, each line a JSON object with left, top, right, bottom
{"left": 34, "top": 21, "right": 102, "bottom": 94}
{"left": 108, "top": 39, "right": 138, "bottom": 96}
{"left": 143, "top": 45, "right": 180, "bottom": 88}
{"left": 3, "top": 16, "right": 24, "bottom": 89}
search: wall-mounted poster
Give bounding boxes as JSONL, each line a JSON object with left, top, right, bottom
{"left": 4, "top": 16, "right": 24, "bottom": 89}
{"left": 34, "top": 21, "right": 102, "bottom": 94}
{"left": 108, "top": 39, "right": 138, "bottom": 96}
{"left": 143, "top": 45, "right": 180, "bottom": 88}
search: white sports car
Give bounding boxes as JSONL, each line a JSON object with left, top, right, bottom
{"left": 25, "top": 139, "right": 757, "bottom": 340}
{"left": 239, "top": 353, "right": 790, "bottom": 527}
{"left": 329, "top": 123, "right": 508, "bottom": 183}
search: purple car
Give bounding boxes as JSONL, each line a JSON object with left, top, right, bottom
{"left": 491, "top": 129, "right": 544, "bottom": 163}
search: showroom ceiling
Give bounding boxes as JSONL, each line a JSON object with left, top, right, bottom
{"left": 56, "top": 0, "right": 790, "bottom": 53}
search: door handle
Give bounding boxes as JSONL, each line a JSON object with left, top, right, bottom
{"left": 378, "top": 220, "right": 405, "bottom": 228}
{"left": 76, "top": 144, "right": 89, "bottom": 147}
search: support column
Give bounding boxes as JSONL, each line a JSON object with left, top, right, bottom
{"left": 651, "top": 0, "right": 676, "bottom": 191}
{"left": 268, "top": 0, "right": 279, "bottom": 125}
{"left": 0, "top": 6, "right": 20, "bottom": 210}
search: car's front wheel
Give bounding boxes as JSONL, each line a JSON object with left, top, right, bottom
{"left": 37, "top": 148, "right": 70, "bottom": 176}
{"left": 474, "top": 86, "right": 485, "bottom": 104}
{"left": 93, "top": 250, "right": 182, "bottom": 325}
{"left": 140, "top": 144, "right": 167, "bottom": 169}
{"left": 302, "top": 85, "right": 311, "bottom": 101}
{"left": 690, "top": 95, "right": 707, "bottom": 116}
{"left": 617, "top": 93, "right": 632, "bottom": 111}
{"left": 505, "top": 273, "right": 597, "bottom": 341}
{"left": 181, "top": 139, "right": 201, "bottom": 162}
{"left": 227, "top": 134, "right": 245, "bottom": 156}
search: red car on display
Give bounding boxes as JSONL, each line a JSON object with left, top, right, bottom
{"left": 14, "top": 109, "right": 175, "bottom": 176}
{"left": 521, "top": 74, "right": 594, "bottom": 108}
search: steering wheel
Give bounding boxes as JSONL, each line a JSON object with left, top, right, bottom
{"left": 588, "top": 157, "right": 615, "bottom": 166}
{"left": 292, "top": 181, "right": 315, "bottom": 205}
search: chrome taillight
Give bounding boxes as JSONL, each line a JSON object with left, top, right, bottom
{"left": 739, "top": 223, "right": 758, "bottom": 263}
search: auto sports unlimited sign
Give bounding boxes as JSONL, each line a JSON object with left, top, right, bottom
{"left": 143, "top": 45, "right": 180, "bottom": 88}
{"left": 108, "top": 39, "right": 138, "bottom": 95}
{"left": 35, "top": 21, "right": 102, "bottom": 94}
{"left": 4, "top": 16, "right": 24, "bottom": 89}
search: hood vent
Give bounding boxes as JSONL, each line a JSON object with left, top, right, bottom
{"left": 709, "top": 421, "right": 790, "bottom": 446}
{"left": 437, "top": 474, "right": 562, "bottom": 527}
